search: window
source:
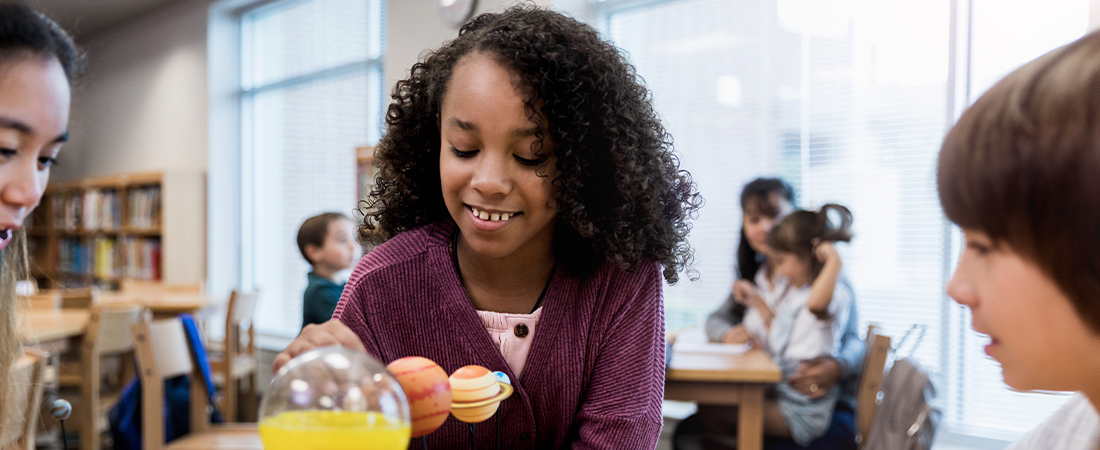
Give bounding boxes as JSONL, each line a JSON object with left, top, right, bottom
{"left": 599, "top": 0, "right": 1086, "bottom": 442}
{"left": 239, "top": 0, "right": 384, "bottom": 337}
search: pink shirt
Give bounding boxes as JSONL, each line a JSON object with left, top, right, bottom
{"left": 476, "top": 307, "right": 542, "bottom": 378}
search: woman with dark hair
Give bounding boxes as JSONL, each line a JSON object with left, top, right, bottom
{"left": 686, "top": 178, "right": 864, "bottom": 450}
{"left": 274, "top": 5, "right": 702, "bottom": 448}
{"left": 0, "top": 0, "right": 83, "bottom": 427}
{"left": 939, "top": 29, "right": 1100, "bottom": 449}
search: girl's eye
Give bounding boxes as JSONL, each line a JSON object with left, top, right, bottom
{"left": 38, "top": 156, "right": 59, "bottom": 169}
{"left": 966, "top": 241, "right": 992, "bottom": 255}
{"left": 514, "top": 155, "right": 547, "bottom": 167}
{"left": 1, "top": 148, "right": 15, "bottom": 159}
{"left": 450, "top": 146, "right": 478, "bottom": 158}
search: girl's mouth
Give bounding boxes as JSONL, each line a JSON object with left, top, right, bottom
{"left": 0, "top": 228, "right": 11, "bottom": 251}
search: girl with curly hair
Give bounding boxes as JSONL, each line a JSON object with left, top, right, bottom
{"left": 275, "top": 5, "right": 700, "bottom": 448}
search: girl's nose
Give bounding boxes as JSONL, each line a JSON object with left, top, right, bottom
{"left": 1, "top": 159, "right": 44, "bottom": 211}
{"left": 469, "top": 153, "right": 511, "bottom": 197}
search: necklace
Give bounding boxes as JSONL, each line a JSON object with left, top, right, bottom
{"left": 451, "top": 231, "right": 551, "bottom": 314}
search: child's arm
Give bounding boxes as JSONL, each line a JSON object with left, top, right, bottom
{"left": 572, "top": 263, "right": 664, "bottom": 448}
{"left": 807, "top": 242, "right": 842, "bottom": 319}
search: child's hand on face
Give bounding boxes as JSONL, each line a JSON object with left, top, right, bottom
{"left": 732, "top": 279, "right": 763, "bottom": 309}
{"left": 813, "top": 241, "right": 840, "bottom": 264}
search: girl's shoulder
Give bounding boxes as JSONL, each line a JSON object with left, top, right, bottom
{"left": 1008, "top": 394, "right": 1100, "bottom": 450}
{"left": 346, "top": 222, "right": 453, "bottom": 287}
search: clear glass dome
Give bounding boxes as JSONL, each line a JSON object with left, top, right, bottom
{"left": 259, "top": 346, "right": 411, "bottom": 450}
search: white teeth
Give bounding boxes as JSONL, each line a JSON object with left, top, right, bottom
{"left": 472, "top": 207, "right": 481, "bottom": 217}
{"left": 500, "top": 213, "right": 510, "bottom": 221}
{"left": 478, "top": 211, "right": 489, "bottom": 220}
{"left": 470, "top": 207, "right": 515, "bottom": 221}
{"left": 490, "top": 213, "right": 500, "bottom": 221}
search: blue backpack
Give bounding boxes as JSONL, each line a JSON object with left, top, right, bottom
{"left": 109, "top": 314, "right": 225, "bottom": 450}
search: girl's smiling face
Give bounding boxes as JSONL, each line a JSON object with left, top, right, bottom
{"left": 0, "top": 56, "right": 71, "bottom": 250}
{"left": 439, "top": 52, "right": 559, "bottom": 261}
{"left": 771, "top": 250, "right": 811, "bottom": 287}
{"left": 947, "top": 229, "right": 1100, "bottom": 392}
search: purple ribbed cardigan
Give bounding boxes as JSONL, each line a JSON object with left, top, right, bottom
{"left": 332, "top": 223, "right": 665, "bottom": 449}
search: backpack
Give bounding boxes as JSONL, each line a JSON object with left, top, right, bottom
{"left": 108, "top": 314, "right": 224, "bottom": 450}
{"left": 863, "top": 357, "right": 940, "bottom": 450}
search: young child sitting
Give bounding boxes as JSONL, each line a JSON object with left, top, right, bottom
{"left": 736, "top": 203, "right": 854, "bottom": 446}
{"left": 296, "top": 212, "right": 359, "bottom": 328}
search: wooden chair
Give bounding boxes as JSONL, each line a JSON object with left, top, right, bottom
{"left": 131, "top": 318, "right": 262, "bottom": 450}
{"left": 208, "top": 290, "right": 259, "bottom": 422}
{"left": 57, "top": 305, "right": 146, "bottom": 450}
{"left": 856, "top": 326, "right": 892, "bottom": 446}
{"left": 0, "top": 349, "right": 47, "bottom": 450}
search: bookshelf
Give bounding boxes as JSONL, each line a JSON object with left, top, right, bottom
{"left": 26, "top": 171, "right": 206, "bottom": 290}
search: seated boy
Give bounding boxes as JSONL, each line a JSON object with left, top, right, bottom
{"left": 296, "top": 212, "right": 359, "bottom": 328}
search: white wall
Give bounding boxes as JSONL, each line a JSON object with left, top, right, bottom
{"left": 56, "top": 0, "right": 216, "bottom": 182}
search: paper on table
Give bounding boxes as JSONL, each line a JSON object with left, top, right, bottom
{"left": 673, "top": 341, "right": 751, "bottom": 355}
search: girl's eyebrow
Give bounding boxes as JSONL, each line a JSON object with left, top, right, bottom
{"left": 0, "top": 117, "right": 68, "bottom": 143}
{"left": 446, "top": 117, "right": 539, "bottom": 138}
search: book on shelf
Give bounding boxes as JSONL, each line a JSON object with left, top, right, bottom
{"left": 57, "top": 236, "right": 161, "bottom": 280}
{"left": 83, "top": 189, "right": 122, "bottom": 230}
{"left": 127, "top": 186, "right": 161, "bottom": 230}
{"left": 52, "top": 193, "right": 83, "bottom": 231}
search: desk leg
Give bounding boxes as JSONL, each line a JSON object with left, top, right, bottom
{"left": 738, "top": 385, "right": 765, "bottom": 450}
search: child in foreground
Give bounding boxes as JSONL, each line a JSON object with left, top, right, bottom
{"left": 275, "top": 6, "right": 701, "bottom": 448}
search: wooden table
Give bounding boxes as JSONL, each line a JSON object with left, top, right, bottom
{"left": 99, "top": 292, "right": 216, "bottom": 318}
{"left": 17, "top": 309, "right": 89, "bottom": 344}
{"left": 164, "top": 424, "right": 263, "bottom": 449}
{"left": 665, "top": 342, "right": 782, "bottom": 450}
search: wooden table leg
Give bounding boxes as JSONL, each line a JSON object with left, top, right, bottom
{"left": 738, "top": 385, "right": 765, "bottom": 450}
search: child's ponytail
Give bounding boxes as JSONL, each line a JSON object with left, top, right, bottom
{"left": 815, "top": 203, "right": 854, "bottom": 244}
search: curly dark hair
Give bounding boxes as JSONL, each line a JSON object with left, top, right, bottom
{"left": 360, "top": 5, "right": 701, "bottom": 284}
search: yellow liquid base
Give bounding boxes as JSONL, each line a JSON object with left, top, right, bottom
{"left": 259, "top": 410, "right": 410, "bottom": 450}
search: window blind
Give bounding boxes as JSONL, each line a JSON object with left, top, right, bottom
{"left": 601, "top": 0, "right": 1086, "bottom": 440}
{"left": 240, "top": 0, "right": 384, "bottom": 337}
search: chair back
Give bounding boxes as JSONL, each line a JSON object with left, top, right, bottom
{"left": 226, "top": 290, "right": 258, "bottom": 354}
{"left": 0, "top": 349, "right": 47, "bottom": 450}
{"left": 132, "top": 319, "right": 210, "bottom": 450}
{"left": 857, "top": 326, "right": 891, "bottom": 444}
{"left": 88, "top": 305, "right": 148, "bottom": 356}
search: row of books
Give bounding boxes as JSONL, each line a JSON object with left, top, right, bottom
{"left": 57, "top": 237, "right": 162, "bottom": 280}
{"left": 49, "top": 186, "right": 162, "bottom": 231}
{"left": 128, "top": 187, "right": 161, "bottom": 229}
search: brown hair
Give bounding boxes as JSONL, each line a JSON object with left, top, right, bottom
{"left": 938, "top": 30, "right": 1100, "bottom": 333}
{"left": 767, "top": 204, "right": 853, "bottom": 279}
{"left": 296, "top": 213, "right": 349, "bottom": 265}
{"left": 0, "top": 230, "right": 28, "bottom": 425}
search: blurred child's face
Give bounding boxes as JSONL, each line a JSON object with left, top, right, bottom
{"left": 743, "top": 194, "right": 793, "bottom": 256}
{"left": 0, "top": 57, "right": 70, "bottom": 250}
{"left": 771, "top": 251, "right": 811, "bottom": 287}
{"left": 439, "top": 52, "right": 559, "bottom": 261}
{"left": 947, "top": 229, "right": 1100, "bottom": 393}
{"left": 312, "top": 219, "right": 359, "bottom": 272}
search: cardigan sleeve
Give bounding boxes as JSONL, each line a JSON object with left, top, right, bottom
{"left": 571, "top": 263, "right": 665, "bottom": 449}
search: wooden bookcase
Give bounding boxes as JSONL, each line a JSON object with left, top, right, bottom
{"left": 26, "top": 171, "right": 206, "bottom": 290}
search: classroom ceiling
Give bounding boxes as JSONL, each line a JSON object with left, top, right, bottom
{"left": 30, "top": 0, "right": 179, "bottom": 39}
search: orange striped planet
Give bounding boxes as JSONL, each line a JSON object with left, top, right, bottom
{"left": 449, "top": 365, "right": 505, "bottom": 423}
{"left": 386, "top": 356, "right": 452, "bottom": 438}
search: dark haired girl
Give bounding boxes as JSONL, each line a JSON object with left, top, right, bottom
{"left": 0, "top": 0, "right": 82, "bottom": 432}
{"left": 275, "top": 5, "right": 701, "bottom": 448}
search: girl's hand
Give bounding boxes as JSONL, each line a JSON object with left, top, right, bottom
{"left": 813, "top": 241, "right": 840, "bottom": 264}
{"left": 273, "top": 320, "right": 366, "bottom": 373}
{"left": 721, "top": 325, "right": 751, "bottom": 344}
{"left": 732, "top": 280, "right": 762, "bottom": 309}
